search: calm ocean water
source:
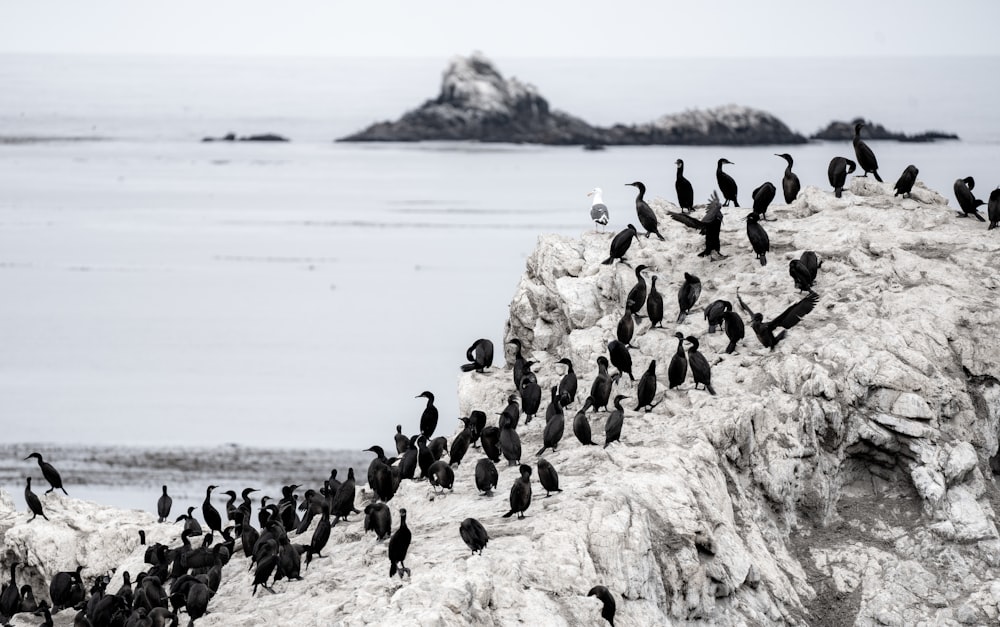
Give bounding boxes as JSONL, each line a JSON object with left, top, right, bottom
{"left": 0, "top": 54, "right": 998, "bottom": 509}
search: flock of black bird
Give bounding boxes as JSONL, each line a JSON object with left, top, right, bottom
{"left": 4, "top": 124, "right": 995, "bottom": 627}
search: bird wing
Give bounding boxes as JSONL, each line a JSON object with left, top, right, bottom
{"left": 667, "top": 211, "right": 708, "bottom": 231}
{"left": 767, "top": 291, "right": 819, "bottom": 331}
{"left": 735, "top": 288, "right": 756, "bottom": 318}
{"left": 591, "top": 204, "right": 609, "bottom": 224}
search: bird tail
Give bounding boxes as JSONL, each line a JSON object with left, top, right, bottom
{"left": 502, "top": 510, "right": 514, "bottom": 518}
{"left": 655, "top": 232, "right": 665, "bottom": 241}
{"left": 61, "top": 487, "right": 69, "bottom": 495}
{"left": 602, "top": 257, "right": 614, "bottom": 265}
{"left": 676, "top": 311, "right": 686, "bottom": 323}
{"left": 989, "top": 222, "right": 998, "bottom": 230}
{"left": 873, "top": 171, "right": 883, "bottom": 183}
{"left": 460, "top": 363, "right": 478, "bottom": 372}
{"left": 974, "top": 211, "right": 986, "bottom": 222}
{"left": 725, "top": 340, "right": 737, "bottom": 354}
{"left": 734, "top": 200, "right": 740, "bottom": 207}
{"left": 759, "top": 254, "right": 767, "bottom": 267}
{"left": 627, "top": 371, "right": 635, "bottom": 382}
{"left": 536, "top": 446, "right": 548, "bottom": 457}
{"left": 390, "top": 562, "right": 398, "bottom": 577}
{"left": 706, "top": 382, "right": 717, "bottom": 396}
{"left": 771, "top": 330, "right": 787, "bottom": 350}
{"left": 835, "top": 187, "right": 843, "bottom": 198}
{"left": 305, "top": 550, "right": 313, "bottom": 568}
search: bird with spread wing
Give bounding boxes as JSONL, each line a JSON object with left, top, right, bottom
{"left": 668, "top": 191, "right": 725, "bottom": 259}
{"left": 736, "top": 289, "right": 820, "bottom": 350}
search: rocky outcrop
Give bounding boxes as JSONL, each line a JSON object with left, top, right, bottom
{"left": 2, "top": 180, "right": 1000, "bottom": 626}
{"left": 339, "top": 53, "right": 806, "bottom": 146}
{"left": 607, "top": 105, "right": 807, "bottom": 145}
{"left": 201, "top": 132, "right": 289, "bottom": 142}
{"left": 812, "top": 118, "right": 958, "bottom": 142}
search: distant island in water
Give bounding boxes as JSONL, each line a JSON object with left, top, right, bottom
{"left": 335, "top": 52, "right": 958, "bottom": 147}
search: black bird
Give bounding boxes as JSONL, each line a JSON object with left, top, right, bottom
{"left": 588, "top": 585, "right": 617, "bottom": 625}
{"left": 186, "top": 581, "right": 211, "bottom": 624}
{"left": 0, "top": 562, "right": 19, "bottom": 618}
{"left": 646, "top": 275, "right": 664, "bottom": 329}
{"left": 745, "top": 212, "right": 769, "bottom": 266}
{"left": 480, "top": 426, "right": 502, "bottom": 464}
{"left": 394, "top": 425, "right": 410, "bottom": 456}
{"left": 625, "top": 264, "right": 648, "bottom": 318}
{"left": 364, "top": 502, "right": 392, "bottom": 541}
{"left": 602, "top": 224, "right": 640, "bottom": 265}
{"left": 675, "top": 159, "right": 694, "bottom": 213}
{"left": 178, "top": 505, "right": 203, "bottom": 536}
{"left": 670, "top": 190, "right": 726, "bottom": 260}
{"left": 156, "top": 485, "right": 172, "bottom": 523}
{"left": 685, "top": 336, "right": 716, "bottom": 395}
{"left": 475, "top": 458, "right": 499, "bottom": 496}
{"left": 789, "top": 259, "right": 813, "bottom": 292}
{"left": 716, "top": 158, "right": 739, "bottom": 207}
{"left": 461, "top": 339, "right": 494, "bottom": 373}
{"left": 469, "top": 410, "right": 487, "bottom": 443}
{"left": 427, "top": 460, "right": 455, "bottom": 492}
{"left": 616, "top": 309, "right": 637, "bottom": 348}
{"left": 388, "top": 509, "right": 412, "bottom": 578}
{"left": 626, "top": 181, "right": 665, "bottom": 240}
{"left": 499, "top": 393, "right": 521, "bottom": 431}
{"left": 852, "top": 122, "right": 883, "bottom": 182}
{"left": 989, "top": 188, "right": 1000, "bottom": 230}
{"left": 604, "top": 395, "right": 627, "bottom": 448}
{"left": 537, "top": 391, "right": 569, "bottom": 457}
{"left": 588, "top": 187, "right": 610, "bottom": 232}
{"left": 537, "top": 458, "right": 562, "bottom": 497}
{"left": 332, "top": 468, "right": 359, "bottom": 521}
{"left": 202, "top": 485, "right": 223, "bottom": 534}
{"left": 635, "top": 360, "right": 657, "bottom": 412}
{"left": 305, "top": 504, "right": 331, "bottom": 567}
{"left": 251, "top": 540, "right": 277, "bottom": 595}
{"left": 751, "top": 181, "right": 776, "bottom": 221}
{"left": 572, "top": 398, "right": 598, "bottom": 446}
{"left": 676, "top": 272, "right": 701, "bottom": 323}
{"left": 894, "top": 165, "right": 919, "bottom": 198}
{"left": 49, "top": 565, "right": 84, "bottom": 611}
{"left": 704, "top": 299, "right": 732, "bottom": 334}
{"left": 556, "top": 358, "right": 578, "bottom": 407}
{"left": 776, "top": 153, "right": 800, "bottom": 204}
{"left": 459, "top": 518, "right": 489, "bottom": 554}
{"left": 954, "top": 177, "right": 986, "bottom": 221}
{"left": 417, "top": 391, "right": 439, "bottom": 438}
{"left": 520, "top": 376, "right": 542, "bottom": 423}
{"left": 737, "top": 288, "right": 820, "bottom": 350}
{"left": 668, "top": 332, "right": 687, "bottom": 389}
{"left": 449, "top": 418, "right": 473, "bottom": 467}
{"left": 590, "top": 356, "right": 613, "bottom": 411}
{"left": 509, "top": 339, "right": 528, "bottom": 389}
{"left": 607, "top": 340, "right": 633, "bottom": 382}
{"left": 827, "top": 156, "right": 857, "bottom": 198}
{"left": 498, "top": 413, "right": 521, "bottom": 467}
{"left": 24, "top": 452, "right": 67, "bottom": 495}
{"left": 502, "top": 465, "right": 533, "bottom": 519}
{"left": 24, "top": 477, "right": 47, "bottom": 522}
{"left": 365, "top": 446, "right": 395, "bottom": 502}
{"left": 800, "top": 251, "right": 822, "bottom": 283}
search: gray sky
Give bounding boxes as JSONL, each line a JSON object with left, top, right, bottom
{"left": 2, "top": 0, "right": 997, "bottom": 58}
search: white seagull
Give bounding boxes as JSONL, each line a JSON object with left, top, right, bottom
{"left": 587, "top": 187, "right": 610, "bottom": 232}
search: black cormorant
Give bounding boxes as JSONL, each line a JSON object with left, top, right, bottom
{"left": 668, "top": 332, "right": 687, "bottom": 389}
{"left": 557, "top": 358, "right": 578, "bottom": 407}
{"left": 635, "top": 360, "right": 657, "bottom": 411}
{"left": 722, "top": 310, "right": 745, "bottom": 354}
{"left": 704, "top": 299, "right": 732, "bottom": 334}
{"left": 459, "top": 518, "right": 489, "bottom": 554}
{"left": 24, "top": 452, "right": 67, "bottom": 495}
{"left": 604, "top": 395, "right": 627, "bottom": 448}
{"left": 625, "top": 264, "right": 648, "bottom": 318}
{"left": 675, "top": 159, "right": 694, "bottom": 213}
{"left": 745, "top": 212, "right": 770, "bottom": 266}
{"left": 893, "top": 165, "right": 918, "bottom": 198}
{"left": 588, "top": 585, "right": 617, "bottom": 625}
{"left": 537, "top": 458, "right": 562, "bottom": 497}
{"left": 852, "top": 123, "right": 883, "bottom": 182}
{"left": 607, "top": 340, "right": 634, "bottom": 382}
{"left": 590, "top": 356, "right": 613, "bottom": 411}
{"left": 676, "top": 272, "right": 701, "bottom": 323}
{"left": 737, "top": 288, "right": 820, "bottom": 350}
{"left": 157, "top": 485, "right": 172, "bottom": 523}
{"left": 716, "top": 158, "right": 739, "bottom": 207}
{"left": 685, "top": 336, "right": 716, "bottom": 395}
{"left": 602, "top": 224, "right": 640, "bottom": 265}
{"left": 751, "top": 182, "right": 776, "bottom": 221}
{"left": 626, "top": 181, "right": 665, "bottom": 240}
{"left": 388, "top": 509, "right": 412, "bottom": 578}
{"left": 417, "top": 391, "right": 439, "bottom": 438}
{"left": 954, "top": 177, "right": 986, "bottom": 221}
{"left": 502, "top": 465, "right": 533, "bottom": 519}
{"left": 646, "top": 275, "right": 664, "bottom": 329}
{"left": 461, "top": 339, "right": 494, "bottom": 373}
{"left": 989, "top": 188, "right": 1000, "bottom": 230}
{"left": 475, "top": 458, "right": 499, "bottom": 496}
{"left": 828, "top": 157, "right": 857, "bottom": 198}
{"left": 776, "top": 153, "right": 800, "bottom": 203}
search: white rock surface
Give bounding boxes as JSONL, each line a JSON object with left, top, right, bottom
{"left": 2, "top": 179, "right": 1000, "bottom": 625}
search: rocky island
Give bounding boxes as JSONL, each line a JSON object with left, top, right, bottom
{"left": 812, "top": 118, "right": 959, "bottom": 142}
{"left": 339, "top": 53, "right": 807, "bottom": 146}
{"left": 1, "top": 178, "right": 999, "bottom": 625}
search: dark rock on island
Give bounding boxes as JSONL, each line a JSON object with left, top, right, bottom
{"left": 339, "top": 53, "right": 806, "bottom": 146}
{"left": 201, "top": 132, "right": 290, "bottom": 142}
{"left": 811, "top": 118, "right": 958, "bottom": 142}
